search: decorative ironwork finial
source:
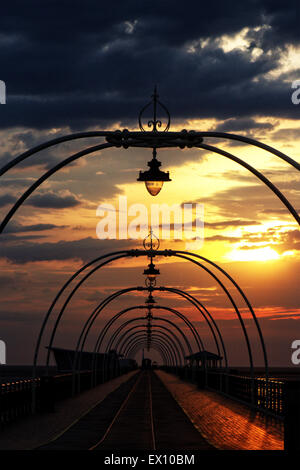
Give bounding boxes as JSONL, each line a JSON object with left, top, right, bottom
{"left": 143, "top": 229, "right": 160, "bottom": 252}
{"left": 138, "top": 86, "right": 171, "bottom": 132}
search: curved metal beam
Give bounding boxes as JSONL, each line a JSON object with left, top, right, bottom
{"left": 120, "top": 330, "right": 182, "bottom": 364}
{"left": 123, "top": 334, "right": 177, "bottom": 367}
{"left": 0, "top": 132, "right": 110, "bottom": 177}
{"left": 198, "top": 143, "right": 300, "bottom": 225}
{"left": 0, "top": 142, "right": 114, "bottom": 234}
{"left": 45, "top": 256, "right": 132, "bottom": 369}
{"left": 127, "top": 339, "right": 171, "bottom": 366}
{"left": 95, "top": 304, "right": 202, "bottom": 354}
{"left": 114, "top": 323, "right": 186, "bottom": 363}
{"left": 105, "top": 316, "right": 193, "bottom": 356}
{"left": 198, "top": 131, "right": 300, "bottom": 171}
{"left": 90, "top": 303, "right": 204, "bottom": 387}
{"left": 92, "top": 315, "right": 191, "bottom": 386}
{"left": 157, "top": 287, "right": 226, "bottom": 366}
{"left": 126, "top": 335, "right": 178, "bottom": 368}
{"left": 128, "top": 340, "right": 169, "bottom": 365}
{"left": 33, "top": 250, "right": 132, "bottom": 374}
{"left": 172, "top": 250, "right": 268, "bottom": 378}
{"left": 53, "top": 255, "right": 238, "bottom": 370}
{"left": 122, "top": 331, "right": 181, "bottom": 366}
{"left": 167, "top": 254, "right": 254, "bottom": 375}
{"left": 1, "top": 130, "right": 298, "bottom": 177}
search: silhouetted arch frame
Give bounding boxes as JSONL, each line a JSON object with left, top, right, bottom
{"left": 96, "top": 305, "right": 202, "bottom": 354}
{"left": 69, "top": 277, "right": 233, "bottom": 388}
{"left": 0, "top": 132, "right": 299, "bottom": 236}
{"left": 127, "top": 338, "right": 174, "bottom": 366}
{"left": 71, "top": 284, "right": 222, "bottom": 390}
{"left": 88, "top": 303, "right": 206, "bottom": 388}
{"left": 92, "top": 307, "right": 197, "bottom": 380}
{"left": 116, "top": 324, "right": 185, "bottom": 365}
{"left": 121, "top": 331, "right": 180, "bottom": 366}
{"left": 125, "top": 336, "right": 175, "bottom": 362}
{"left": 121, "top": 331, "right": 181, "bottom": 366}
{"left": 105, "top": 318, "right": 192, "bottom": 360}
{"left": 0, "top": 129, "right": 298, "bottom": 385}
{"left": 127, "top": 340, "right": 171, "bottom": 365}
{"left": 31, "top": 249, "right": 238, "bottom": 373}
{"left": 51, "top": 251, "right": 255, "bottom": 379}
{"left": 30, "top": 250, "right": 258, "bottom": 387}
{"left": 129, "top": 342, "right": 169, "bottom": 365}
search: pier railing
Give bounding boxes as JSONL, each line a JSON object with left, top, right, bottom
{"left": 168, "top": 367, "right": 285, "bottom": 417}
{"left": 0, "top": 366, "right": 134, "bottom": 428}
{"left": 162, "top": 365, "right": 300, "bottom": 450}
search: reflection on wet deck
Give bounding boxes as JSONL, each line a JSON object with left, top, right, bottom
{"left": 157, "top": 370, "right": 283, "bottom": 450}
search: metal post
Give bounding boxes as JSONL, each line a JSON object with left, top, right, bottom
{"left": 284, "top": 380, "right": 300, "bottom": 451}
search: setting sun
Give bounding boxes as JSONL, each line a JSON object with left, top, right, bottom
{"left": 228, "top": 246, "right": 280, "bottom": 262}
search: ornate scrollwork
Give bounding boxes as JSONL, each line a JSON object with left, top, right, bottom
{"left": 138, "top": 86, "right": 171, "bottom": 132}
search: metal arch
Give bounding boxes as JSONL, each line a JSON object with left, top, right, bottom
{"left": 34, "top": 251, "right": 132, "bottom": 374}
{"left": 129, "top": 342, "right": 169, "bottom": 365}
{"left": 92, "top": 313, "right": 193, "bottom": 386}
{"left": 164, "top": 253, "right": 254, "bottom": 375}
{"left": 119, "top": 329, "right": 182, "bottom": 365}
{"left": 52, "top": 280, "right": 227, "bottom": 384}
{"left": 70, "top": 287, "right": 141, "bottom": 379}
{"left": 45, "top": 257, "right": 133, "bottom": 370}
{"left": 157, "top": 287, "right": 227, "bottom": 367}
{"left": 122, "top": 333, "right": 178, "bottom": 367}
{"left": 0, "top": 130, "right": 299, "bottom": 177}
{"left": 128, "top": 342, "right": 168, "bottom": 365}
{"left": 38, "top": 249, "right": 246, "bottom": 374}
{"left": 0, "top": 131, "right": 110, "bottom": 177}
{"left": 62, "top": 249, "right": 255, "bottom": 374}
{"left": 121, "top": 331, "right": 181, "bottom": 366}
{"left": 128, "top": 339, "right": 172, "bottom": 366}
{"left": 115, "top": 325, "right": 185, "bottom": 365}
{"left": 105, "top": 317, "right": 193, "bottom": 356}
{"left": 91, "top": 303, "right": 203, "bottom": 387}
{"left": 43, "top": 251, "right": 238, "bottom": 377}
{"left": 0, "top": 142, "right": 114, "bottom": 234}
{"left": 49, "top": 253, "right": 236, "bottom": 368}
{"left": 198, "top": 143, "right": 300, "bottom": 225}
{"left": 128, "top": 340, "right": 170, "bottom": 365}
{"left": 125, "top": 335, "right": 179, "bottom": 369}
{"left": 172, "top": 251, "right": 268, "bottom": 378}
{"left": 94, "top": 304, "right": 203, "bottom": 354}
{"left": 197, "top": 131, "right": 300, "bottom": 171}
{"left": 79, "top": 285, "right": 220, "bottom": 378}
{"left": 1, "top": 135, "right": 299, "bottom": 235}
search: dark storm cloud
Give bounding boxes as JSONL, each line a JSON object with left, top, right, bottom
{"left": 201, "top": 183, "right": 299, "bottom": 221}
{"left": 28, "top": 191, "right": 81, "bottom": 208}
{"left": 0, "top": 0, "right": 299, "bottom": 130}
{"left": 3, "top": 221, "right": 67, "bottom": 233}
{"left": 0, "top": 193, "right": 16, "bottom": 207}
{"left": 0, "top": 190, "right": 82, "bottom": 209}
{"left": 215, "top": 118, "right": 274, "bottom": 133}
{"left": 0, "top": 236, "right": 136, "bottom": 264}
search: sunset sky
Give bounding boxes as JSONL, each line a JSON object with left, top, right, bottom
{"left": 0, "top": 1, "right": 299, "bottom": 367}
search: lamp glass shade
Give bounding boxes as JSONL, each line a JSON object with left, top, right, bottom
{"left": 145, "top": 180, "right": 163, "bottom": 196}
{"left": 147, "top": 273, "right": 156, "bottom": 280}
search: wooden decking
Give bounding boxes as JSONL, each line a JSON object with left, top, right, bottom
{"left": 157, "top": 370, "right": 284, "bottom": 450}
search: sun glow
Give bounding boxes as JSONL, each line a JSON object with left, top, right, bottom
{"left": 228, "top": 246, "right": 280, "bottom": 262}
